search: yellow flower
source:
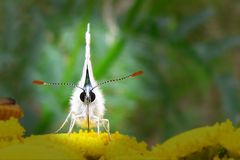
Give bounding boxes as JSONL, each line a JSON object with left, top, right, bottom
{"left": 0, "top": 118, "right": 25, "bottom": 148}
{"left": 0, "top": 125, "right": 149, "bottom": 160}
{"left": 151, "top": 120, "right": 240, "bottom": 160}
{"left": 1, "top": 118, "right": 240, "bottom": 160}
{"left": 221, "top": 127, "right": 240, "bottom": 157}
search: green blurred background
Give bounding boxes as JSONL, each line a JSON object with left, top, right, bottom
{"left": 0, "top": 0, "right": 240, "bottom": 145}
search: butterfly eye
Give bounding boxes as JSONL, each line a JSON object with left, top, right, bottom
{"left": 80, "top": 91, "right": 86, "bottom": 102}
{"left": 89, "top": 91, "right": 95, "bottom": 102}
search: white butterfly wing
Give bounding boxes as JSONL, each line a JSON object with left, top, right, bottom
{"left": 70, "top": 23, "right": 105, "bottom": 119}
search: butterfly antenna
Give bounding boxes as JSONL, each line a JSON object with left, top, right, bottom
{"left": 92, "top": 71, "right": 143, "bottom": 90}
{"left": 32, "top": 80, "right": 84, "bottom": 90}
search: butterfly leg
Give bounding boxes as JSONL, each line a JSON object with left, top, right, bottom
{"left": 91, "top": 115, "right": 100, "bottom": 135}
{"left": 97, "top": 118, "right": 100, "bottom": 135}
{"left": 55, "top": 111, "right": 72, "bottom": 133}
{"left": 100, "top": 118, "right": 111, "bottom": 139}
{"left": 68, "top": 116, "right": 76, "bottom": 133}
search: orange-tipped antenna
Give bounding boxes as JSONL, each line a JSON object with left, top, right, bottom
{"left": 32, "top": 80, "right": 45, "bottom": 85}
{"left": 92, "top": 70, "right": 143, "bottom": 90}
{"left": 32, "top": 80, "right": 84, "bottom": 90}
{"left": 131, "top": 70, "right": 144, "bottom": 77}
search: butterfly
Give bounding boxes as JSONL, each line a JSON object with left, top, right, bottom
{"left": 33, "top": 23, "right": 143, "bottom": 136}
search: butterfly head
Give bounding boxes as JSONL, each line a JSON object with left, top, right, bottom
{"left": 80, "top": 85, "right": 96, "bottom": 103}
